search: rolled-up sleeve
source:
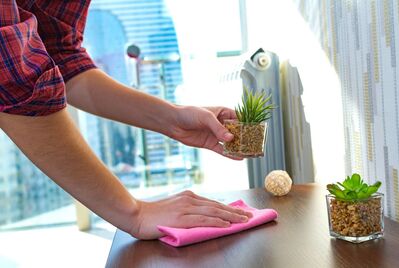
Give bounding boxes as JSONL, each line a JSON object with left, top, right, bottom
{"left": 29, "top": 0, "right": 97, "bottom": 82}
{"left": 0, "top": 1, "right": 66, "bottom": 116}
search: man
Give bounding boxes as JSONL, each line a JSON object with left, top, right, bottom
{"left": 0, "top": 0, "right": 251, "bottom": 239}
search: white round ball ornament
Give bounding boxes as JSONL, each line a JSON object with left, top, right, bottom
{"left": 264, "top": 170, "right": 292, "bottom": 196}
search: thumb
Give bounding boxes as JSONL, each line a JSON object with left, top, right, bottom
{"left": 205, "top": 114, "right": 234, "bottom": 142}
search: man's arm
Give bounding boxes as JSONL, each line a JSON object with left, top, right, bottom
{"left": 0, "top": 109, "right": 139, "bottom": 233}
{"left": 66, "top": 68, "right": 178, "bottom": 137}
{"left": 66, "top": 68, "right": 237, "bottom": 157}
{"left": 0, "top": 109, "right": 250, "bottom": 239}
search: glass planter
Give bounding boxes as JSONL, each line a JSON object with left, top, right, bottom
{"left": 326, "top": 193, "right": 384, "bottom": 243}
{"left": 223, "top": 119, "right": 268, "bottom": 158}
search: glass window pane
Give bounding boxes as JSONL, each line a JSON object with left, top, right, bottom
{"left": 0, "top": 133, "right": 75, "bottom": 231}
{"left": 83, "top": 0, "right": 201, "bottom": 207}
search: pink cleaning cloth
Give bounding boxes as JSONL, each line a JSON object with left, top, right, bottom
{"left": 157, "top": 199, "right": 278, "bottom": 247}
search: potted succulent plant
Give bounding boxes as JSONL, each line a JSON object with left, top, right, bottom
{"left": 326, "top": 173, "right": 384, "bottom": 243}
{"left": 223, "top": 87, "right": 274, "bottom": 158}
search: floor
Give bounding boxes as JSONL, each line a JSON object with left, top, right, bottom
{"left": 0, "top": 222, "right": 115, "bottom": 268}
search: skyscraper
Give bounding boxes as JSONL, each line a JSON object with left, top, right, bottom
{"left": 82, "top": 0, "right": 199, "bottom": 187}
{"left": 0, "top": 132, "right": 71, "bottom": 227}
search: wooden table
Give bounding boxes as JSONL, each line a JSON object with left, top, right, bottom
{"left": 105, "top": 184, "right": 399, "bottom": 268}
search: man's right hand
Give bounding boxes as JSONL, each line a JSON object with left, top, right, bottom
{"left": 130, "top": 190, "right": 252, "bottom": 239}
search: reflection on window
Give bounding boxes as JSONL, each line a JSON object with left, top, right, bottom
{"left": 82, "top": 0, "right": 201, "bottom": 198}
{"left": 0, "top": 134, "right": 73, "bottom": 230}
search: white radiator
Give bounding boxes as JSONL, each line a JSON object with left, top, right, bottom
{"left": 280, "top": 61, "right": 315, "bottom": 184}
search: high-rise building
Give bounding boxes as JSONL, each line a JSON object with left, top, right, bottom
{"left": 0, "top": 132, "right": 71, "bottom": 227}
{"left": 0, "top": 135, "right": 19, "bottom": 225}
{"left": 81, "top": 0, "right": 200, "bottom": 187}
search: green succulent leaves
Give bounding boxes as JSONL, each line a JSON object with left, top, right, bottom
{"left": 327, "top": 173, "right": 382, "bottom": 201}
{"left": 235, "top": 86, "right": 274, "bottom": 123}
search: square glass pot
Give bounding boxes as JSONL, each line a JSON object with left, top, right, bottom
{"left": 223, "top": 119, "right": 268, "bottom": 158}
{"left": 326, "top": 193, "right": 384, "bottom": 243}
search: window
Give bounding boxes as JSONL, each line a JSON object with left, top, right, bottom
{"left": 82, "top": 0, "right": 201, "bottom": 202}
{"left": 0, "top": 0, "right": 249, "bottom": 232}
{"left": 0, "top": 134, "right": 74, "bottom": 230}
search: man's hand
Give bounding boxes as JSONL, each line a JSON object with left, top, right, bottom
{"left": 169, "top": 106, "right": 241, "bottom": 158}
{"left": 131, "top": 190, "right": 252, "bottom": 239}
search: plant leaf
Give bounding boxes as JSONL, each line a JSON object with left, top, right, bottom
{"left": 365, "top": 181, "right": 382, "bottom": 196}
{"left": 351, "top": 173, "right": 362, "bottom": 188}
{"left": 327, "top": 184, "right": 346, "bottom": 199}
{"left": 328, "top": 174, "right": 382, "bottom": 201}
{"left": 236, "top": 86, "right": 275, "bottom": 123}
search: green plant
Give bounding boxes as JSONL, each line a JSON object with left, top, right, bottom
{"left": 327, "top": 173, "right": 382, "bottom": 201}
{"left": 235, "top": 86, "right": 274, "bottom": 123}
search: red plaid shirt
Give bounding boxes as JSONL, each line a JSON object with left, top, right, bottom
{"left": 0, "top": 0, "right": 96, "bottom": 116}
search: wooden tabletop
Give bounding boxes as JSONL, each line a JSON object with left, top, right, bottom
{"left": 105, "top": 184, "right": 399, "bottom": 268}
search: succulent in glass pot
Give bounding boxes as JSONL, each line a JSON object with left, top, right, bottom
{"left": 326, "top": 173, "right": 384, "bottom": 243}
{"left": 223, "top": 87, "right": 274, "bottom": 158}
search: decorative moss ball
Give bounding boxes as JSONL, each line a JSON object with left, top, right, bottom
{"left": 264, "top": 170, "right": 292, "bottom": 196}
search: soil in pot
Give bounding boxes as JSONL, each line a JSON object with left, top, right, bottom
{"left": 223, "top": 120, "right": 266, "bottom": 157}
{"left": 329, "top": 197, "right": 382, "bottom": 237}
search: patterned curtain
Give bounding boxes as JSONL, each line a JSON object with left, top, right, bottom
{"left": 292, "top": 0, "right": 399, "bottom": 221}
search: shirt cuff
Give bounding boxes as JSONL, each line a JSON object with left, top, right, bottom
{"left": 55, "top": 50, "right": 97, "bottom": 83}
{"left": 1, "top": 66, "right": 67, "bottom": 116}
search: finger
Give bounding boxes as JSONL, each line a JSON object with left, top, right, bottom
{"left": 189, "top": 206, "right": 249, "bottom": 223}
{"left": 178, "top": 191, "right": 251, "bottom": 218}
{"left": 181, "top": 190, "right": 226, "bottom": 205}
{"left": 181, "top": 215, "right": 231, "bottom": 228}
{"left": 203, "top": 113, "right": 233, "bottom": 142}
{"left": 218, "top": 108, "right": 237, "bottom": 121}
{"left": 178, "top": 190, "right": 223, "bottom": 206}
{"left": 191, "top": 198, "right": 253, "bottom": 218}
{"left": 205, "top": 107, "right": 237, "bottom": 122}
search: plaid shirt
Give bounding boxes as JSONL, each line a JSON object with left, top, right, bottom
{"left": 0, "top": 0, "right": 96, "bottom": 116}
